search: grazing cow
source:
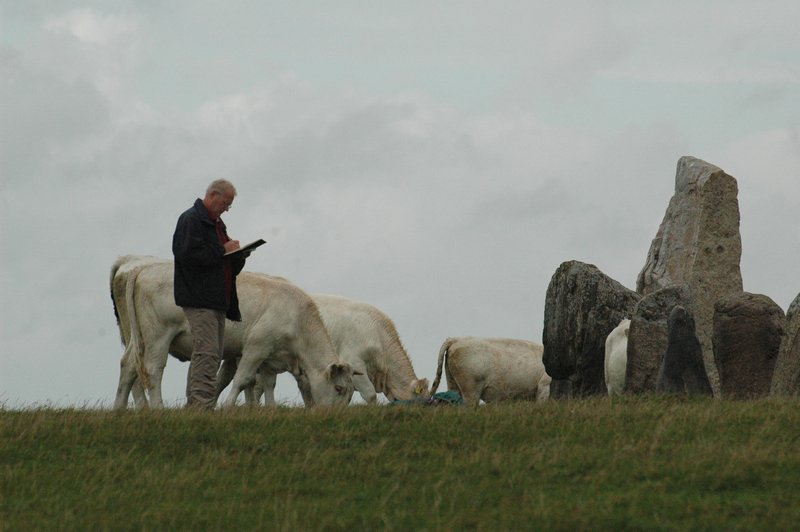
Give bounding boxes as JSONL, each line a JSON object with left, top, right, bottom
{"left": 217, "top": 292, "right": 430, "bottom": 405}
{"left": 604, "top": 319, "right": 630, "bottom": 396}
{"left": 429, "top": 337, "right": 551, "bottom": 407}
{"left": 110, "top": 255, "right": 356, "bottom": 409}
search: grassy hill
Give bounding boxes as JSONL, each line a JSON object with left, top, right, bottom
{"left": 3, "top": 396, "right": 799, "bottom": 530}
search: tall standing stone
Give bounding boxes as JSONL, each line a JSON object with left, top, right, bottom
{"left": 771, "top": 293, "right": 800, "bottom": 396}
{"left": 636, "top": 156, "right": 743, "bottom": 395}
{"left": 542, "top": 260, "right": 641, "bottom": 397}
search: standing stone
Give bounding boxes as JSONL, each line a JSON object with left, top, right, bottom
{"left": 542, "top": 260, "right": 641, "bottom": 397}
{"left": 636, "top": 156, "right": 743, "bottom": 395}
{"left": 656, "top": 305, "right": 712, "bottom": 395}
{"left": 548, "top": 379, "right": 573, "bottom": 400}
{"left": 713, "top": 292, "right": 785, "bottom": 399}
{"left": 771, "top": 293, "right": 800, "bottom": 396}
{"left": 626, "top": 284, "right": 694, "bottom": 394}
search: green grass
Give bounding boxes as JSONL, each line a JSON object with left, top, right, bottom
{"left": 2, "top": 396, "right": 800, "bottom": 531}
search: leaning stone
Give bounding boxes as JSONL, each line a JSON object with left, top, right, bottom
{"left": 770, "top": 293, "right": 800, "bottom": 396}
{"left": 542, "top": 260, "right": 641, "bottom": 397}
{"left": 656, "top": 305, "right": 712, "bottom": 395}
{"left": 626, "top": 284, "right": 694, "bottom": 394}
{"left": 713, "top": 292, "right": 785, "bottom": 399}
{"left": 549, "top": 379, "right": 573, "bottom": 400}
{"left": 636, "top": 156, "right": 743, "bottom": 395}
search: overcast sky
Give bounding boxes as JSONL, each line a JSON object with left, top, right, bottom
{"left": 2, "top": 1, "right": 798, "bottom": 408}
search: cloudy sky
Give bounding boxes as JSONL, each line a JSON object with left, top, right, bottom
{"left": 2, "top": 1, "right": 798, "bottom": 408}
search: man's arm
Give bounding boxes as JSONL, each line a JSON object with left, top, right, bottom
{"left": 172, "top": 215, "right": 224, "bottom": 266}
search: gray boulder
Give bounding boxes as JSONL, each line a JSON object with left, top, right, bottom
{"left": 771, "top": 293, "right": 800, "bottom": 396}
{"left": 626, "top": 284, "right": 694, "bottom": 394}
{"left": 636, "top": 156, "right": 743, "bottom": 395}
{"left": 542, "top": 260, "right": 641, "bottom": 397}
{"left": 713, "top": 292, "right": 785, "bottom": 399}
{"left": 656, "top": 305, "right": 712, "bottom": 395}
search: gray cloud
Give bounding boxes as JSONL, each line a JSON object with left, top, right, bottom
{"left": 1, "top": 2, "right": 798, "bottom": 407}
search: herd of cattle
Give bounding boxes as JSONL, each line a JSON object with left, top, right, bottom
{"left": 110, "top": 255, "right": 629, "bottom": 409}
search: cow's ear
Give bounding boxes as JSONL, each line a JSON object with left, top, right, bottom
{"left": 325, "top": 363, "right": 350, "bottom": 380}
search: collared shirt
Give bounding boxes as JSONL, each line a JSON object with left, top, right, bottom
{"left": 215, "top": 218, "right": 234, "bottom": 306}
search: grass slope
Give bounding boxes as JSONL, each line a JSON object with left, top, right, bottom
{"left": 2, "top": 396, "right": 800, "bottom": 530}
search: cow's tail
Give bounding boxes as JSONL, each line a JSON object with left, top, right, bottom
{"left": 109, "top": 256, "right": 128, "bottom": 345}
{"left": 125, "top": 265, "right": 150, "bottom": 390}
{"left": 429, "top": 337, "right": 456, "bottom": 395}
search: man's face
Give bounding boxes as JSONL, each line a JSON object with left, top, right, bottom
{"left": 208, "top": 190, "right": 234, "bottom": 218}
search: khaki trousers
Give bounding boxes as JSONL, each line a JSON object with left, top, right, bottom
{"left": 182, "top": 307, "right": 226, "bottom": 410}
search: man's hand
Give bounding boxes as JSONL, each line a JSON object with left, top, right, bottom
{"left": 224, "top": 240, "right": 240, "bottom": 253}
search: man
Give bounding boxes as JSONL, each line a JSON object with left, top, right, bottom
{"left": 172, "top": 179, "right": 247, "bottom": 409}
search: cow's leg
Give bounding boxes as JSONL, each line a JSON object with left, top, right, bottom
{"left": 222, "top": 350, "right": 263, "bottom": 408}
{"left": 142, "top": 336, "right": 172, "bottom": 408}
{"left": 215, "top": 357, "right": 238, "bottom": 401}
{"left": 352, "top": 371, "right": 377, "bottom": 404}
{"left": 216, "top": 357, "right": 263, "bottom": 406}
{"left": 448, "top": 369, "right": 480, "bottom": 407}
{"left": 536, "top": 374, "right": 551, "bottom": 402}
{"left": 242, "top": 385, "right": 255, "bottom": 405}
{"left": 255, "top": 369, "right": 277, "bottom": 406}
{"left": 292, "top": 374, "right": 315, "bottom": 406}
{"left": 444, "top": 363, "right": 457, "bottom": 393}
{"left": 114, "top": 344, "right": 139, "bottom": 410}
{"left": 145, "top": 366, "right": 167, "bottom": 408}
{"left": 131, "top": 378, "right": 148, "bottom": 408}
{"left": 242, "top": 361, "right": 270, "bottom": 406}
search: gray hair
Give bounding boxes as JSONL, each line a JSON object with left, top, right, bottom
{"left": 206, "top": 179, "right": 237, "bottom": 197}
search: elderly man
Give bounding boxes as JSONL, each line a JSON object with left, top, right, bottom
{"left": 172, "top": 179, "right": 247, "bottom": 409}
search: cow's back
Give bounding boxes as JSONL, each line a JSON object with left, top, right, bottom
{"left": 313, "top": 294, "right": 381, "bottom": 358}
{"left": 114, "top": 259, "right": 262, "bottom": 361}
{"left": 236, "top": 273, "right": 335, "bottom": 374}
{"left": 447, "top": 337, "right": 547, "bottom": 403}
{"left": 313, "top": 293, "right": 419, "bottom": 399}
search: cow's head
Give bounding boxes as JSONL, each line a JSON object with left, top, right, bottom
{"left": 411, "top": 378, "right": 431, "bottom": 400}
{"left": 305, "top": 362, "right": 358, "bottom": 406}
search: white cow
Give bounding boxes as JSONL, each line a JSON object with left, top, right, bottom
{"left": 217, "top": 292, "right": 430, "bottom": 405}
{"left": 604, "top": 318, "right": 631, "bottom": 396}
{"left": 429, "top": 337, "right": 551, "bottom": 407}
{"left": 110, "top": 255, "right": 356, "bottom": 409}
{"left": 110, "top": 254, "right": 168, "bottom": 407}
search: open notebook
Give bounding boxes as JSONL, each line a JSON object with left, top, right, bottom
{"left": 224, "top": 238, "right": 266, "bottom": 257}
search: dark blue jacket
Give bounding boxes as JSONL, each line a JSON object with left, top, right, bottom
{"left": 172, "top": 198, "right": 245, "bottom": 321}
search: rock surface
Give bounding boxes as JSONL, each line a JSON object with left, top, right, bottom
{"left": 626, "top": 284, "right": 694, "bottom": 393}
{"left": 771, "top": 293, "right": 800, "bottom": 396}
{"left": 713, "top": 292, "right": 785, "bottom": 399}
{"left": 656, "top": 305, "right": 712, "bottom": 394}
{"left": 542, "top": 260, "right": 641, "bottom": 397}
{"left": 636, "top": 156, "right": 743, "bottom": 394}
